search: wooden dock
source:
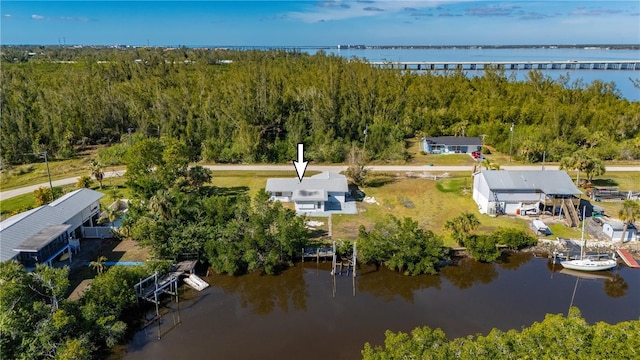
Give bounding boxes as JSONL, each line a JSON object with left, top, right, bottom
{"left": 302, "top": 246, "right": 334, "bottom": 262}
{"left": 616, "top": 249, "right": 640, "bottom": 268}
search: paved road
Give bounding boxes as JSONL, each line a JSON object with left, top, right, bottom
{"left": 1, "top": 164, "right": 638, "bottom": 201}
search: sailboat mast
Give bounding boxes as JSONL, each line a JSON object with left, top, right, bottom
{"left": 580, "top": 206, "right": 586, "bottom": 258}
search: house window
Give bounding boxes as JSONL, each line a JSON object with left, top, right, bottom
{"left": 275, "top": 192, "right": 282, "bottom": 197}
{"left": 317, "top": 202, "right": 322, "bottom": 208}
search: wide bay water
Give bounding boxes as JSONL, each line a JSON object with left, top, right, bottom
{"left": 122, "top": 253, "right": 640, "bottom": 360}
{"left": 305, "top": 47, "right": 640, "bottom": 101}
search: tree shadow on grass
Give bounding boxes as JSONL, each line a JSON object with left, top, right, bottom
{"left": 200, "top": 185, "right": 250, "bottom": 198}
{"left": 365, "top": 174, "right": 396, "bottom": 188}
{"left": 591, "top": 178, "right": 619, "bottom": 187}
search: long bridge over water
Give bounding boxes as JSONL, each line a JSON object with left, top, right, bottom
{"left": 369, "top": 60, "right": 640, "bottom": 71}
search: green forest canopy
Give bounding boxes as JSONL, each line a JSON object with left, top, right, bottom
{"left": 2, "top": 46, "right": 639, "bottom": 165}
{"left": 362, "top": 307, "right": 640, "bottom": 359}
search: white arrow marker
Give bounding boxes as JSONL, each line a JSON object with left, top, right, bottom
{"left": 293, "top": 143, "right": 308, "bottom": 182}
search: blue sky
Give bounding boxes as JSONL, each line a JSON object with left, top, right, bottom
{"left": 2, "top": 1, "right": 639, "bottom": 46}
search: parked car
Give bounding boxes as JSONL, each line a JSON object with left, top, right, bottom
{"left": 471, "top": 151, "right": 482, "bottom": 159}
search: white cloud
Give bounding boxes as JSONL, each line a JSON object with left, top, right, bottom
{"left": 3, "top": 14, "right": 12, "bottom": 18}
{"left": 288, "top": 0, "right": 468, "bottom": 23}
{"left": 32, "top": 14, "right": 46, "bottom": 20}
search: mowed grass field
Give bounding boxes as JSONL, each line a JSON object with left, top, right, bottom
{"left": 332, "top": 173, "right": 530, "bottom": 247}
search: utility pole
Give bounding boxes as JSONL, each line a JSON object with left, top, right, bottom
{"left": 509, "top": 123, "right": 514, "bottom": 163}
{"left": 42, "top": 151, "right": 53, "bottom": 202}
{"left": 127, "top": 128, "right": 134, "bottom": 147}
{"left": 363, "top": 125, "right": 368, "bottom": 153}
{"left": 22, "top": 151, "right": 54, "bottom": 202}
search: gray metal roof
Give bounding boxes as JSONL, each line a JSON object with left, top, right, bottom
{"left": 49, "top": 188, "right": 104, "bottom": 223}
{"left": 0, "top": 206, "right": 61, "bottom": 262}
{"left": 424, "top": 137, "right": 482, "bottom": 146}
{"left": 0, "top": 188, "right": 104, "bottom": 262}
{"left": 13, "top": 224, "right": 71, "bottom": 252}
{"left": 480, "top": 170, "right": 582, "bottom": 195}
{"left": 266, "top": 172, "right": 348, "bottom": 194}
{"left": 604, "top": 221, "right": 635, "bottom": 231}
{"left": 292, "top": 189, "right": 328, "bottom": 202}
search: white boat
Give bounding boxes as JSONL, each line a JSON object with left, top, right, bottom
{"left": 560, "top": 206, "right": 617, "bottom": 272}
{"left": 560, "top": 256, "right": 617, "bottom": 272}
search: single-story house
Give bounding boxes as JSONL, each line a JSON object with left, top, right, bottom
{"left": 472, "top": 170, "right": 582, "bottom": 217}
{"left": 265, "top": 172, "right": 349, "bottom": 212}
{"left": 0, "top": 188, "right": 104, "bottom": 268}
{"left": 422, "top": 137, "right": 482, "bottom": 154}
{"left": 603, "top": 221, "right": 637, "bottom": 243}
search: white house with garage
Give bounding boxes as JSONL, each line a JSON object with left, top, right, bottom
{"left": 0, "top": 188, "right": 104, "bottom": 268}
{"left": 265, "top": 172, "right": 349, "bottom": 212}
{"left": 602, "top": 221, "right": 637, "bottom": 242}
{"left": 422, "top": 137, "right": 482, "bottom": 154}
{"left": 473, "top": 170, "right": 582, "bottom": 217}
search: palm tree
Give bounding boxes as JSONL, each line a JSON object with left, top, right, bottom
{"left": 482, "top": 158, "right": 500, "bottom": 170}
{"left": 559, "top": 154, "right": 582, "bottom": 184}
{"left": 89, "top": 256, "right": 108, "bottom": 274}
{"left": 91, "top": 161, "right": 105, "bottom": 189}
{"left": 444, "top": 212, "right": 480, "bottom": 245}
{"left": 559, "top": 149, "right": 604, "bottom": 185}
{"left": 149, "top": 190, "right": 173, "bottom": 220}
{"left": 583, "top": 156, "right": 606, "bottom": 183}
{"left": 618, "top": 200, "right": 640, "bottom": 242}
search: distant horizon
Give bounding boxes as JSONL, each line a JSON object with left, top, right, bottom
{"left": 3, "top": 43, "right": 640, "bottom": 49}
{"left": 2, "top": 1, "right": 639, "bottom": 46}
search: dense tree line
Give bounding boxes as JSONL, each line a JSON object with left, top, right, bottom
{"left": 362, "top": 307, "right": 639, "bottom": 359}
{"left": 2, "top": 46, "right": 639, "bottom": 165}
{"left": 0, "top": 260, "right": 170, "bottom": 359}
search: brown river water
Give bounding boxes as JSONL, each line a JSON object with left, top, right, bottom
{"left": 121, "top": 253, "right": 640, "bottom": 360}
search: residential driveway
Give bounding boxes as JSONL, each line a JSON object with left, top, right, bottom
{"left": 2, "top": 165, "right": 638, "bottom": 201}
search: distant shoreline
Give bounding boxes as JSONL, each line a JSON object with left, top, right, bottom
{"left": 2, "top": 44, "right": 640, "bottom": 51}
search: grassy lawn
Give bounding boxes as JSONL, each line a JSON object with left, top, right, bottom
{"left": 582, "top": 172, "right": 640, "bottom": 217}
{"left": 404, "top": 138, "right": 479, "bottom": 166}
{"left": 0, "top": 177, "right": 131, "bottom": 219}
{"left": 332, "top": 173, "right": 530, "bottom": 247}
{"left": 545, "top": 223, "right": 583, "bottom": 240}
{"left": 0, "top": 147, "right": 108, "bottom": 190}
{"left": 0, "top": 193, "right": 36, "bottom": 216}
{"left": 210, "top": 170, "right": 321, "bottom": 198}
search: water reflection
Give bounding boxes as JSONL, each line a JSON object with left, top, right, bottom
{"left": 207, "top": 266, "right": 309, "bottom": 314}
{"left": 547, "top": 261, "right": 630, "bottom": 299}
{"left": 357, "top": 265, "right": 442, "bottom": 303}
{"left": 441, "top": 257, "right": 499, "bottom": 289}
{"left": 604, "top": 274, "right": 629, "bottom": 298}
{"left": 122, "top": 256, "right": 640, "bottom": 360}
{"left": 496, "top": 251, "right": 534, "bottom": 270}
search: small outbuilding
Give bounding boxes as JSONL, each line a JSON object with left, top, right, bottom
{"left": 531, "top": 219, "right": 552, "bottom": 236}
{"left": 603, "top": 221, "right": 637, "bottom": 243}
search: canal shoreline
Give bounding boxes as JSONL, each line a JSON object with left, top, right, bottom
{"left": 521, "top": 238, "right": 640, "bottom": 261}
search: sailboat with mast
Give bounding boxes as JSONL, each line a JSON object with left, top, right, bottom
{"left": 561, "top": 206, "right": 617, "bottom": 272}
